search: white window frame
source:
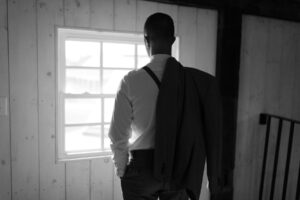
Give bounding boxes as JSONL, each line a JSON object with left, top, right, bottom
{"left": 56, "top": 27, "right": 179, "bottom": 161}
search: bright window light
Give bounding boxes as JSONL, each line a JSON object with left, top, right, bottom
{"left": 56, "top": 28, "right": 179, "bottom": 161}
{"left": 65, "top": 40, "right": 100, "bottom": 67}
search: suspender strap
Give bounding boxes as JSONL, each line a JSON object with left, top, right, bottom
{"left": 143, "top": 66, "right": 161, "bottom": 89}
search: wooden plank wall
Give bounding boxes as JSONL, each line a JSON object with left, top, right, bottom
{"left": 234, "top": 15, "right": 300, "bottom": 200}
{"left": 37, "top": 1, "right": 66, "bottom": 200}
{"left": 1, "top": 0, "right": 218, "bottom": 200}
{"left": 0, "top": 0, "right": 11, "bottom": 199}
{"left": 8, "top": 0, "right": 40, "bottom": 199}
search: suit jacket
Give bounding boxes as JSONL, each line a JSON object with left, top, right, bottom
{"left": 153, "top": 57, "right": 223, "bottom": 200}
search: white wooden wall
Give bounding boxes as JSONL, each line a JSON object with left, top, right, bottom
{"left": 0, "top": 0, "right": 218, "bottom": 200}
{"left": 234, "top": 15, "right": 300, "bottom": 200}
{"left": 0, "top": 0, "right": 11, "bottom": 200}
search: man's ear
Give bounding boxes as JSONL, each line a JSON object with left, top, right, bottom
{"left": 144, "top": 36, "right": 150, "bottom": 47}
{"left": 144, "top": 36, "right": 151, "bottom": 56}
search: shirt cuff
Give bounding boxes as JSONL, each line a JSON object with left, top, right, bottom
{"left": 111, "top": 149, "right": 129, "bottom": 177}
{"left": 116, "top": 167, "right": 126, "bottom": 177}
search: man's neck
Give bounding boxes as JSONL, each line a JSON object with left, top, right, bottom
{"left": 151, "top": 49, "right": 171, "bottom": 56}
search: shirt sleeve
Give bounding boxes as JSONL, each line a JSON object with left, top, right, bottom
{"left": 108, "top": 76, "right": 132, "bottom": 177}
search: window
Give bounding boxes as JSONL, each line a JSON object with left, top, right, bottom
{"left": 56, "top": 28, "right": 179, "bottom": 161}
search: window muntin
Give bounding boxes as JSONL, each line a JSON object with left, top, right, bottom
{"left": 57, "top": 28, "right": 179, "bottom": 161}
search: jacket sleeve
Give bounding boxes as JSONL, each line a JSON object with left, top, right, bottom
{"left": 203, "top": 77, "right": 223, "bottom": 198}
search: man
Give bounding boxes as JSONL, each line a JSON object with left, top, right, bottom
{"left": 109, "top": 13, "right": 223, "bottom": 200}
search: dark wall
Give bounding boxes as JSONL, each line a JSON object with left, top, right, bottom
{"left": 145, "top": 0, "right": 300, "bottom": 22}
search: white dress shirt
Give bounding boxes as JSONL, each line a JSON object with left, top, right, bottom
{"left": 108, "top": 54, "right": 171, "bottom": 177}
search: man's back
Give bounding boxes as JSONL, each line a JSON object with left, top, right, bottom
{"left": 108, "top": 54, "right": 170, "bottom": 177}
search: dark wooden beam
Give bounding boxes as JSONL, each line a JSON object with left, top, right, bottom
{"left": 243, "top": 1, "right": 300, "bottom": 22}
{"left": 215, "top": 5, "right": 242, "bottom": 200}
{"left": 142, "top": 0, "right": 300, "bottom": 22}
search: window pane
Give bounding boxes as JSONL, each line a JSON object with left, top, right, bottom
{"left": 65, "top": 98, "right": 101, "bottom": 124}
{"left": 65, "top": 40, "right": 100, "bottom": 67}
{"left": 103, "top": 43, "right": 135, "bottom": 68}
{"left": 103, "top": 70, "right": 130, "bottom": 94}
{"left": 137, "top": 44, "right": 150, "bottom": 68}
{"left": 65, "top": 125, "right": 101, "bottom": 152}
{"left": 66, "top": 69, "right": 100, "bottom": 94}
{"left": 104, "top": 124, "right": 111, "bottom": 150}
{"left": 104, "top": 98, "right": 115, "bottom": 123}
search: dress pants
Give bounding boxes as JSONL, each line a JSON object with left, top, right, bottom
{"left": 120, "top": 150, "right": 189, "bottom": 200}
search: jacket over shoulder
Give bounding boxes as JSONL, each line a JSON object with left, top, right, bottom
{"left": 153, "top": 57, "right": 223, "bottom": 200}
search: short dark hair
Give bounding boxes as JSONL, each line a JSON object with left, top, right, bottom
{"left": 144, "top": 13, "right": 174, "bottom": 39}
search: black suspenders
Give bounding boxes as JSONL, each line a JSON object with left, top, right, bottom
{"left": 143, "top": 66, "right": 161, "bottom": 89}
